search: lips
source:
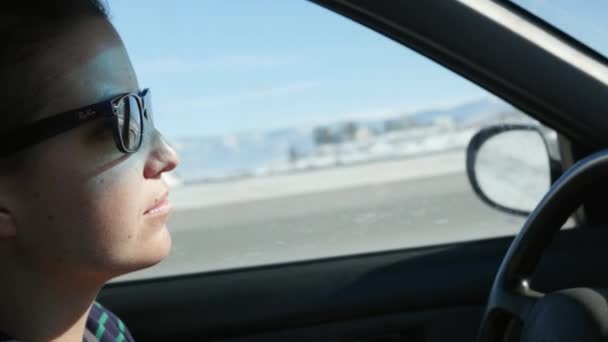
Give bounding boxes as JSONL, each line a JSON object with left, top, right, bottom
{"left": 144, "top": 191, "right": 170, "bottom": 216}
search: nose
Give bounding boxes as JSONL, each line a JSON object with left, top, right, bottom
{"left": 143, "top": 130, "right": 180, "bottom": 179}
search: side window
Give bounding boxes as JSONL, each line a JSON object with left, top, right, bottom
{"left": 110, "top": 1, "right": 555, "bottom": 280}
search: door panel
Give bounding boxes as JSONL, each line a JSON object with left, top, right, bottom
{"left": 99, "top": 228, "right": 608, "bottom": 340}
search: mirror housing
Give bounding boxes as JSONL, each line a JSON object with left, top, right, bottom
{"left": 466, "top": 124, "right": 562, "bottom": 216}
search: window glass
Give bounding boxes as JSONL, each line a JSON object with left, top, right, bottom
{"left": 109, "top": 1, "right": 554, "bottom": 281}
{"left": 511, "top": 0, "right": 608, "bottom": 58}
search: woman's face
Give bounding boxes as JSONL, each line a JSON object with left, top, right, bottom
{"left": 1, "top": 16, "right": 179, "bottom": 280}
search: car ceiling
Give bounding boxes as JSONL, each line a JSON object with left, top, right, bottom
{"left": 309, "top": 0, "right": 608, "bottom": 150}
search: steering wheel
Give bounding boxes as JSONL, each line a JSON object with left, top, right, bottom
{"left": 477, "top": 150, "right": 608, "bottom": 341}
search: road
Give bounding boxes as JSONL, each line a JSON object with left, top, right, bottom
{"left": 120, "top": 156, "right": 526, "bottom": 281}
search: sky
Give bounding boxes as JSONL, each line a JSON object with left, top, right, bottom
{"left": 107, "top": 1, "right": 608, "bottom": 139}
{"left": 512, "top": 0, "right": 608, "bottom": 56}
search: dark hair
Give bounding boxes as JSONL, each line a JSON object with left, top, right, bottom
{"left": 1, "top": 0, "right": 109, "bottom": 23}
{"left": 0, "top": 1, "right": 110, "bottom": 169}
{"left": 0, "top": 0, "right": 110, "bottom": 131}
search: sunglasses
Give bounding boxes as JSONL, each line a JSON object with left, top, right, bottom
{"left": 0, "top": 89, "right": 153, "bottom": 157}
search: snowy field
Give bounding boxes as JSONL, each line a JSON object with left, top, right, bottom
{"left": 169, "top": 150, "right": 466, "bottom": 209}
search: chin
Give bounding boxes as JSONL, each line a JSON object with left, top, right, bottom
{"left": 111, "top": 227, "right": 173, "bottom": 276}
{"left": 137, "top": 226, "right": 173, "bottom": 268}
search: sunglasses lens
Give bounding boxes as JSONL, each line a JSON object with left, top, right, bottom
{"left": 143, "top": 89, "right": 153, "bottom": 121}
{"left": 115, "top": 95, "right": 143, "bottom": 152}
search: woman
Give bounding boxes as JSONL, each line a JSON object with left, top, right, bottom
{"left": 0, "top": 0, "right": 179, "bottom": 340}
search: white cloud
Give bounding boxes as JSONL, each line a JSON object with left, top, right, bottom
{"left": 167, "top": 81, "right": 321, "bottom": 110}
{"left": 222, "top": 134, "right": 240, "bottom": 151}
{"left": 134, "top": 55, "right": 303, "bottom": 75}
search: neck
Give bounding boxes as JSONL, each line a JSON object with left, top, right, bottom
{"left": 0, "top": 254, "right": 110, "bottom": 342}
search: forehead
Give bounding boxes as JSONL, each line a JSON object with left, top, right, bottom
{"left": 29, "top": 16, "right": 139, "bottom": 120}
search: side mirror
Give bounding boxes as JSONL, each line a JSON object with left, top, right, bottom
{"left": 466, "top": 124, "right": 562, "bottom": 216}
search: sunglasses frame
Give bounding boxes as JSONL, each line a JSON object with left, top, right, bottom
{"left": 0, "top": 88, "right": 152, "bottom": 157}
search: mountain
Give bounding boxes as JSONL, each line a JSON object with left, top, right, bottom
{"left": 173, "top": 127, "right": 316, "bottom": 182}
{"left": 409, "top": 97, "right": 513, "bottom": 125}
{"left": 171, "top": 97, "right": 520, "bottom": 183}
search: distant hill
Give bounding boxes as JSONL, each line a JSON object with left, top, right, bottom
{"left": 410, "top": 97, "right": 512, "bottom": 125}
{"left": 171, "top": 97, "right": 524, "bottom": 183}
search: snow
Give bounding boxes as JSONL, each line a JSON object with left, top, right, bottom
{"left": 166, "top": 97, "right": 535, "bottom": 185}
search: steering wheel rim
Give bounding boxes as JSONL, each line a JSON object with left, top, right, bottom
{"left": 477, "top": 149, "right": 608, "bottom": 341}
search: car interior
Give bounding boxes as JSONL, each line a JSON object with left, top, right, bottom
{"left": 96, "top": 1, "right": 608, "bottom": 341}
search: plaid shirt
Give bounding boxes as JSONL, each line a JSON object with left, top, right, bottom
{"left": 0, "top": 302, "right": 135, "bottom": 342}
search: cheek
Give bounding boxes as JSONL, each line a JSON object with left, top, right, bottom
{"left": 87, "top": 172, "right": 144, "bottom": 244}
{"left": 17, "top": 158, "right": 145, "bottom": 265}
{"left": 82, "top": 161, "right": 147, "bottom": 249}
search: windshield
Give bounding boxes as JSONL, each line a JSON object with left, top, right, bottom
{"left": 511, "top": 0, "right": 608, "bottom": 58}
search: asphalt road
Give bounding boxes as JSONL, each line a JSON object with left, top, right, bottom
{"left": 120, "top": 170, "right": 526, "bottom": 281}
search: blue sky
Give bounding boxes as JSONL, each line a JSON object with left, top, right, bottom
{"left": 512, "top": 0, "right": 608, "bottom": 56}
{"left": 108, "top": 1, "right": 608, "bottom": 139}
